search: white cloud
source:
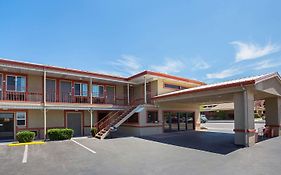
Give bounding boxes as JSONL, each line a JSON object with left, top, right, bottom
{"left": 150, "top": 58, "right": 185, "bottom": 74}
{"left": 192, "top": 59, "right": 210, "bottom": 70}
{"left": 111, "top": 54, "right": 142, "bottom": 75}
{"left": 253, "top": 59, "right": 281, "bottom": 70}
{"left": 230, "top": 41, "right": 280, "bottom": 62}
{"left": 206, "top": 67, "right": 240, "bottom": 79}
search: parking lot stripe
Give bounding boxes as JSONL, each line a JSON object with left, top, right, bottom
{"left": 22, "top": 145, "right": 28, "bottom": 163}
{"left": 71, "top": 139, "right": 96, "bottom": 154}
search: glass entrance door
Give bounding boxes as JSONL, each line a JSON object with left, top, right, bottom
{"left": 179, "top": 113, "right": 187, "bottom": 131}
{"left": 163, "top": 112, "right": 194, "bottom": 132}
{"left": 187, "top": 112, "right": 195, "bottom": 130}
{"left": 0, "top": 113, "right": 14, "bottom": 140}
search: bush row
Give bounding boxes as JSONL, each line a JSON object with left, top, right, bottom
{"left": 47, "top": 128, "right": 74, "bottom": 141}
{"left": 16, "top": 131, "right": 35, "bottom": 143}
{"left": 16, "top": 128, "right": 74, "bottom": 143}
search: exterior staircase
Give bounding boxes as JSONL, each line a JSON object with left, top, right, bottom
{"left": 94, "top": 105, "right": 142, "bottom": 139}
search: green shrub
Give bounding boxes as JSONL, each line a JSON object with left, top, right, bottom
{"left": 90, "top": 127, "right": 98, "bottom": 137}
{"left": 47, "top": 128, "right": 74, "bottom": 141}
{"left": 16, "top": 131, "right": 35, "bottom": 143}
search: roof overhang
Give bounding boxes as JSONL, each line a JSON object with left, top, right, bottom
{"left": 153, "top": 72, "right": 281, "bottom": 105}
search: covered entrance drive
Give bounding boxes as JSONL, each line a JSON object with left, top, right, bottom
{"left": 154, "top": 73, "right": 281, "bottom": 147}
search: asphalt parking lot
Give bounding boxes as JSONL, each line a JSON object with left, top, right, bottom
{"left": 1, "top": 122, "right": 280, "bottom": 175}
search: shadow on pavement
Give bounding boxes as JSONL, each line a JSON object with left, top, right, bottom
{"left": 137, "top": 131, "right": 243, "bottom": 155}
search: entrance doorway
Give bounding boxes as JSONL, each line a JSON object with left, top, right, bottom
{"left": 164, "top": 112, "right": 195, "bottom": 132}
{"left": 66, "top": 112, "right": 82, "bottom": 137}
{"left": 0, "top": 113, "right": 14, "bottom": 140}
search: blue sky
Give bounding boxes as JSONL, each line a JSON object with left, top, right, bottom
{"left": 0, "top": 0, "right": 281, "bottom": 83}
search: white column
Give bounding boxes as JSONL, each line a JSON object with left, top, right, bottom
{"left": 90, "top": 109, "right": 93, "bottom": 129}
{"left": 43, "top": 108, "right": 47, "bottom": 140}
{"left": 43, "top": 70, "right": 47, "bottom": 104}
{"left": 194, "top": 105, "right": 201, "bottom": 130}
{"left": 234, "top": 88, "right": 255, "bottom": 147}
{"left": 90, "top": 78, "right": 93, "bottom": 105}
{"left": 43, "top": 70, "right": 47, "bottom": 140}
{"left": 127, "top": 84, "right": 130, "bottom": 105}
{"left": 265, "top": 97, "right": 281, "bottom": 136}
{"left": 144, "top": 76, "right": 147, "bottom": 104}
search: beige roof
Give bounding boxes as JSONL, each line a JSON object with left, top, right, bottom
{"left": 154, "top": 72, "right": 281, "bottom": 99}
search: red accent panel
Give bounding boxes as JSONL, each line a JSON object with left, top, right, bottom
{"left": 233, "top": 129, "right": 256, "bottom": 133}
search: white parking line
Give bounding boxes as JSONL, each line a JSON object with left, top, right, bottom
{"left": 22, "top": 145, "right": 28, "bottom": 163}
{"left": 71, "top": 139, "right": 96, "bottom": 154}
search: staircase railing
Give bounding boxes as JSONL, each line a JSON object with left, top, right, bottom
{"left": 97, "top": 111, "right": 123, "bottom": 131}
{"left": 94, "top": 111, "right": 115, "bottom": 131}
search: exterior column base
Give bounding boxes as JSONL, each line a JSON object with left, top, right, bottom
{"left": 234, "top": 129, "right": 256, "bottom": 147}
{"left": 195, "top": 123, "right": 200, "bottom": 131}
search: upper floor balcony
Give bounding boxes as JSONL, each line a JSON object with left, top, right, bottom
{"left": 0, "top": 74, "right": 129, "bottom": 106}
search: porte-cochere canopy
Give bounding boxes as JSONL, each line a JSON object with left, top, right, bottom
{"left": 153, "top": 72, "right": 281, "bottom": 147}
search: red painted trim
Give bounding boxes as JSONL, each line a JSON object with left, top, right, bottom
{"left": 127, "top": 70, "right": 205, "bottom": 85}
{"left": 0, "top": 59, "right": 208, "bottom": 84}
{"left": 0, "top": 59, "right": 127, "bottom": 81}
{"left": 153, "top": 80, "right": 255, "bottom": 100}
{"left": 233, "top": 129, "right": 256, "bottom": 133}
{"left": 120, "top": 125, "right": 163, "bottom": 128}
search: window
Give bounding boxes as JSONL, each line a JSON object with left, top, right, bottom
{"left": 16, "top": 112, "right": 26, "bottom": 126}
{"left": 7, "top": 75, "right": 26, "bottom": 92}
{"left": 164, "top": 83, "right": 187, "bottom": 90}
{"left": 147, "top": 111, "right": 159, "bottom": 123}
{"left": 74, "top": 83, "right": 88, "bottom": 96}
{"left": 92, "top": 85, "right": 104, "bottom": 97}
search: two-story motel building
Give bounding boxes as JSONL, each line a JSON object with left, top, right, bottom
{"left": 0, "top": 58, "right": 281, "bottom": 147}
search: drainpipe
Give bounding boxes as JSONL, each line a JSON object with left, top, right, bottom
{"left": 127, "top": 84, "right": 130, "bottom": 105}
{"left": 90, "top": 109, "right": 93, "bottom": 129}
{"left": 90, "top": 78, "right": 93, "bottom": 105}
{"left": 144, "top": 76, "right": 147, "bottom": 104}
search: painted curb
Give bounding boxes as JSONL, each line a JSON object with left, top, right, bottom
{"left": 8, "top": 141, "right": 45, "bottom": 147}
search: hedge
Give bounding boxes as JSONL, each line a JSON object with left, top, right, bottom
{"left": 47, "top": 128, "right": 74, "bottom": 141}
{"left": 16, "top": 131, "right": 35, "bottom": 143}
{"left": 90, "top": 127, "right": 98, "bottom": 137}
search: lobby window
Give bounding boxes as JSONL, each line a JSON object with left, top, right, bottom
{"left": 74, "top": 83, "right": 88, "bottom": 96}
{"left": 147, "top": 111, "right": 159, "bottom": 123}
{"left": 92, "top": 85, "right": 104, "bottom": 97}
{"left": 16, "top": 112, "right": 26, "bottom": 126}
{"left": 7, "top": 75, "right": 26, "bottom": 92}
